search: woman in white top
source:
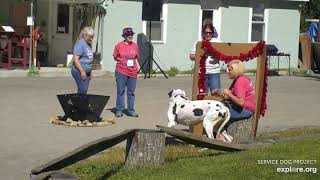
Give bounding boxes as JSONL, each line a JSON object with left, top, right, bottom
{"left": 190, "top": 23, "right": 221, "bottom": 93}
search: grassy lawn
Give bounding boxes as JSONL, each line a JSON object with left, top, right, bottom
{"left": 64, "top": 128, "right": 320, "bottom": 180}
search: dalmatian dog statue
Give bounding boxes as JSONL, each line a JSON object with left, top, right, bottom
{"left": 167, "top": 89, "right": 232, "bottom": 142}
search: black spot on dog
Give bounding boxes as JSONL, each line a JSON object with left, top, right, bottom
{"left": 216, "top": 104, "right": 220, "bottom": 107}
{"left": 168, "top": 90, "right": 173, "bottom": 98}
{"left": 218, "top": 112, "right": 223, "bottom": 117}
{"left": 182, "top": 96, "right": 188, "bottom": 100}
{"left": 208, "top": 102, "right": 210, "bottom": 104}
{"left": 193, "top": 108, "right": 203, "bottom": 116}
{"left": 181, "top": 104, "right": 185, "bottom": 108}
{"left": 173, "top": 103, "right": 177, "bottom": 115}
{"left": 216, "top": 109, "right": 219, "bottom": 111}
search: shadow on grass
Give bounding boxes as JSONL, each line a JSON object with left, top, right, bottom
{"left": 96, "top": 164, "right": 124, "bottom": 180}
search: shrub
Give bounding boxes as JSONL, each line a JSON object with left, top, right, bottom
{"left": 167, "top": 67, "right": 179, "bottom": 77}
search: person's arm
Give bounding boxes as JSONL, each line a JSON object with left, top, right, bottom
{"left": 189, "top": 42, "right": 197, "bottom": 61}
{"left": 73, "top": 55, "right": 86, "bottom": 80}
{"left": 113, "top": 45, "right": 120, "bottom": 61}
{"left": 223, "top": 89, "right": 245, "bottom": 107}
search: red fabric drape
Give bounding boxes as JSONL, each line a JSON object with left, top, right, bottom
{"left": 198, "top": 40, "right": 267, "bottom": 117}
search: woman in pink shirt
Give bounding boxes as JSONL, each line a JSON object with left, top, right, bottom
{"left": 113, "top": 27, "right": 140, "bottom": 117}
{"left": 223, "top": 60, "right": 256, "bottom": 121}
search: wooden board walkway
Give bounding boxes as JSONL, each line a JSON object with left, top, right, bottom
{"left": 31, "top": 129, "right": 135, "bottom": 175}
{"left": 156, "top": 125, "right": 249, "bottom": 151}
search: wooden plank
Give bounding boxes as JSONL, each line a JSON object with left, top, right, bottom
{"left": 203, "top": 95, "right": 224, "bottom": 101}
{"left": 157, "top": 125, "right": 247, "bottom": 151}
{"left": 189, "top": 121, "right": 204, "bottom": 136}
{"left": 299, "top": 34, "right": 312, "bottom": 70}
{"left": 253, "top": 46, "right": 266, "bottom": 138}
{"left": 31, "top": 129, "right": 136, "bottom": 175}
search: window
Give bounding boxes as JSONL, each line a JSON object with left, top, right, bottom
{"left": 57, "top": 4, "right": 69, "bottom": 33}
{"left": 199, "top": 9, "right": 220, "bottom": 41}
{"left": 202, "top": 10, "right": 213, "bottom": 27}
{"left": 250, "top": 2, "right": 265, "bottom": 41}
{"left": 142, "top": 1, "right": 167, "bottom": 43}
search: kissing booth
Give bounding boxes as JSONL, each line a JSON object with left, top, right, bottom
{"left": 190, "top": 40, "right": 268, "bottom": 141}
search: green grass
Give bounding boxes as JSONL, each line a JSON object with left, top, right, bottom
{"left": 257, "top": 127, "right": 320, "bottom": 140}
{"left": 64, "top": 128, "right": 320, "bottom": 179}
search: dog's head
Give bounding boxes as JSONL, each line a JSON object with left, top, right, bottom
{"left": 168, "top": 89, "right": 186, "bottom": 99}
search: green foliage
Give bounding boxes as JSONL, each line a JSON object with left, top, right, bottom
{"left": 291, "top": 68, "right": 309, "bottom": 75}
{"left": 299, "top": 0, "right": 320, "bottom": 32}
{"left": 64, "top": 128, "right": 320, "bottom": 179}
{"left": 28, "top": 65, "right": 40, "bottom": 78}
{"left": 166, "top": 67, "right": 179, "bottom": 77}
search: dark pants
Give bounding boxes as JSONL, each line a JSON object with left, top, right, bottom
{"left": 115, "top": 71, "right": 137, "bottom": 114}
{"left": 71, "top": 68, "right": 90, "bottom": 94}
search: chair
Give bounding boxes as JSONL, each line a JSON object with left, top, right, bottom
{"left": 0, "top": 34, "right": 29, "bottom": 70}
{"left": 11, "top": 35, "right": 29, "bottom": 69}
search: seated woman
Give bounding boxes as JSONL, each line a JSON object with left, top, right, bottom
{"left": 222, "top": 60, "right": 256, "bottom": 121}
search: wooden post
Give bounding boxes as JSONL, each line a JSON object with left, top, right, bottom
{"left": 253, "top": 45, "right": 266, "bottom": 138}
{"left": 125, "top": 130, "right": 166, "bottom": 167}
{"left": 191, "top": 42, "right": 266, "bottom": 140}
{"left": 299, "top": 33, "right": 312, "bottom": 70}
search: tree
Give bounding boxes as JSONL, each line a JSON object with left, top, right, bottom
{"left": 300, "top": 0, "right": 320, "bottom": 32}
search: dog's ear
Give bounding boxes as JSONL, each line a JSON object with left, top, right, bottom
{"left": 168, "top": 90, "right": 173, "bottom": 98}
{"left": 182, "top": 90, "right": 186, "bottom": 97}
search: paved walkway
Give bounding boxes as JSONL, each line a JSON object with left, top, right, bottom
{"left": 0, "top": 75, "right": 319, "bottom": 179}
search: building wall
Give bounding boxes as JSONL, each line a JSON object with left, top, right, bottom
{"left": 0, "top": 0, "right": 10, "bottom": 24}
{"left": 267, "top": 1, "right": 301, "bottom": 69}
{"left": 36, "top": 1, "right": 50, "bottom": 42}
{"left": 100, "top": 0, "right": 302, "bottom": 71}
{"left": 102, "top": 0, "right": 200, "bottom": 72}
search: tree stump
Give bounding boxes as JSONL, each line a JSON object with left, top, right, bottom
{"left": 125, "top": 130, "right": 166, "bottom": 167}
{"left": 226, "top": 117, "right": 254, "bottom": 144}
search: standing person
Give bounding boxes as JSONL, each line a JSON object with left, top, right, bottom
{"left": 71, "top": 26, "right": 94, "bottom": 95}
{"left": 113, "top": 27, "right": 140, "bottom": 117}
{"left": 223, "top": 60, "right": 256, "bottom": 121}
{"left": 190, "top": 22, "right": 220, "bottom": 94}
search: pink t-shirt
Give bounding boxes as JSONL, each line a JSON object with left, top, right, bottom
{"left": 229, "top": 75, "right": 256, "bottom": 112}
{"left": 113, "top": 41, "right": 140, "bottom": 78}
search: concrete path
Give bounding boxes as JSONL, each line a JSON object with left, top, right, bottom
{"left": 0, "top": 75, "right": 319, "bottom": 179}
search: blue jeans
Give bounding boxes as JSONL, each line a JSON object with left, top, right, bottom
{"left": 206, "top": 73, "right": 221, "bottom": 92}
{"left": 71, "top": 68, "right": 90, "bottom": 94}
{"left": 115, "top": 71, "right": 137, "bottom": 114}
{"left": 226, "top": 103, "right": 253, "bottom": 121}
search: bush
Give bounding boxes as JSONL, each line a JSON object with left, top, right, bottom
{"left": 167, "top": 67, "right": 179, "bottom": 77}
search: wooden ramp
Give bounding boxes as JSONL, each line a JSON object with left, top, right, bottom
{"left": 31, "top": 129, "right": 135, "bottom": 176}
{"left": 157, "top": 125, "right": 248, "bottom": 152}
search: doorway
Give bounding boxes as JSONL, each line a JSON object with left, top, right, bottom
{"left": 49, "top": 2, "right": 73, "bottom": 66}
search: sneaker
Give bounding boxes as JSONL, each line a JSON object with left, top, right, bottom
{"left": 115, "top": 112, "right": 123, "bottom": 117}
{"left": 128, "top": 112, "right": 139, "bottom": 117}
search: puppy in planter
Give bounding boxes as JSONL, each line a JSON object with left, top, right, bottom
{"left": 167, "top": 89, "right": 233, "bottom": 142}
